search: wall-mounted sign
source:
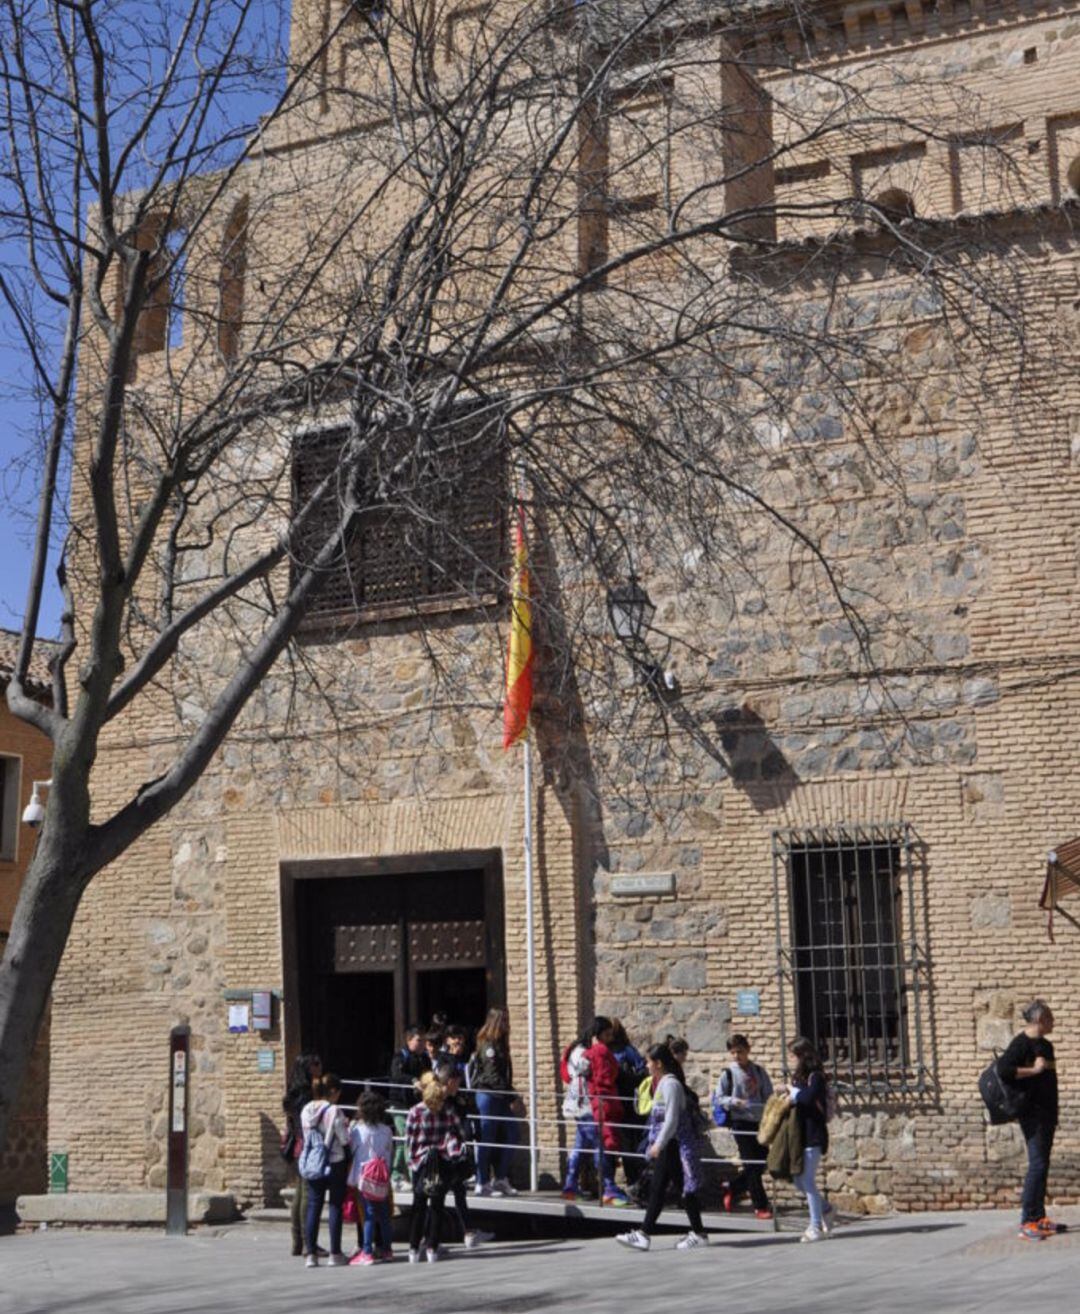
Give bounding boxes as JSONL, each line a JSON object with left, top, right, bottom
{"left": 228, "top": 1003, "right": 250, "bottom": 1034}
{"left": 611, "top": 872, "right": 676, "bottom": 897}
{"left": 735, "top": 990, "right": 761, "bottom": 1016}
{"left": 257, "top": 1048, "right": 275, "bottom": 1074}
{"left": 252, "top": 990, "right": 273, "bottom": 1031}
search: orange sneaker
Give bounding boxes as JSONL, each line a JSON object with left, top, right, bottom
{"left": 1018, "top": 1223, "right": 1045, "bottom": 1241}
{"left": 1037, "top": 1217, "right": 1068, "bottom": 1234}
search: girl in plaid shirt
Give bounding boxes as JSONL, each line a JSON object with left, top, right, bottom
{"left": 405, "top": 1071, "right": 468, "bottom": 1262}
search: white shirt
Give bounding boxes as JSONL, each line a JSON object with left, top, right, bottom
{"left": 346, "top": 1120, "right": 394, "bottom": 1187}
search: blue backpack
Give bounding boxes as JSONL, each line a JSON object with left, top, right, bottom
{"left": 711, "top": 1069, "right": 732, "bottom": 1128}
{"left": 298, "top": 1106, "right": 332, "bottom": 1182}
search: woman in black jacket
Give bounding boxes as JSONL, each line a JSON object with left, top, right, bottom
{"left": 471, "top": 1007, "right": 519, "bottom": 1196}
{"left": 787, "top": 1037, "right": 831, "bottom": 1244}
{"left": 282, "top": 1052, "right": 323, "bottom": 1257}
{"left": 998, "top": 1000, "right": 1064, "bottom": 1241}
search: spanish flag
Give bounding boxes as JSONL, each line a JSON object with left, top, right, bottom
{"left": 502, "top": 508, "right": 533, "bottom": 749}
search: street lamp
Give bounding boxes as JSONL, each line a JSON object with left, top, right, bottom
{"left": 606, "top": 577, "right": 656, "bottom": 644}
{"left": 605, "top": 577, "right": 679, "bottom": 701}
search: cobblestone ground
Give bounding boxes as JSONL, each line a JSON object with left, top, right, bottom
{"left": 3, "top": 1208, "right": 1080, "bottom": 1314}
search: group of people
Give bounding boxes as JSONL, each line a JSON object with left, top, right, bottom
{"left": 560, "top": 1017, "right": 833, "bottom": 1250}
{"left": 280, "top": 996, "right": 1065, "bottom": 1264}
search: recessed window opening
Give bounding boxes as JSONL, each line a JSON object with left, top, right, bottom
{"left": 1067, "top": 154, "right": 1080, "bottom": 197}
{"left": 773, "top": 823, "right": 928, "bottom": 1096}
{"left": 218, "top": 198, "right": 248, "bottom": 364}
{"left": 164, "top": 226, "right": 188, "bottom": 351}
{"left": 0, "top": 755, "right": 21, "bottom": 862}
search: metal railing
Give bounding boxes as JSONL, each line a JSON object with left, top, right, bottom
{"left": 335, "top": 1076, "right": 775, "bottom": 1220}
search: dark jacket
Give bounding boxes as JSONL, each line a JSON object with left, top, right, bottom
{"left": 792, "top": 1069, "right": 829, "bottom": 1151}
{"left": 390, "top": 1046, "right": 431, "bottom": 1108}
{"left": 471, "top": 1041, "right": 513, "bottom": 1092}
{"left": 998, "top": 1032, "right": 1058, "bottom": 1126}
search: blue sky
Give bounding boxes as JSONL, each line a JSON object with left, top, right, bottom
{"left": 0, "top": 0, "right": 290, "bottom": 640}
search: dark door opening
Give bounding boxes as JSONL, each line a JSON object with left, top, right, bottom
{"left": 414, "top": 967, "right": 489, "bottom": 1036}
{"left": 287, "top": 859, "right": 504, "bottom": 1081}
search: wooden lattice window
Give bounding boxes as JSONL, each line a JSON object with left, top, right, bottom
{"left": 292, "top": 419, "right": 506, "bottom": 626}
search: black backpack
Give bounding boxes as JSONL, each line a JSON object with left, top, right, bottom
{"left": 978, "top": 1055, "right": 1029, "bottom": 1125}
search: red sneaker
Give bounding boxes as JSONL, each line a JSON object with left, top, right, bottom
{"left": 721, "top": 1188, "right": 734, "bottom": 1213}
{"left": 754, "top": 1209, "right": 773, "bottom": 1221}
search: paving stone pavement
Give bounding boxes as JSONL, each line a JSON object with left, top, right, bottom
{"left": 1, "top": 1209, "right": 1079, "bottom": 1314}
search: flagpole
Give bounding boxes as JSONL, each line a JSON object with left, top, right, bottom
{"left": 523, "top": 729, "right": 539, "bottom": 1192}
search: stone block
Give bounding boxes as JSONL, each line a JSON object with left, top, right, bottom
{"left": 970, "top": 892, "right": 1011, "bottom": 930}
{"left": 16, "top": 1192, "right": 239, "bottom": 1225}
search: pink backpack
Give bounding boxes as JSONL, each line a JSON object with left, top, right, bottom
{"left": 359, "top": 1155, "right": 390, "bottom": 1202}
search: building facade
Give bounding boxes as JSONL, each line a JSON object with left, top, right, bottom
{"left": 44, "top": 0, "right": 1080, "bottom": 1215}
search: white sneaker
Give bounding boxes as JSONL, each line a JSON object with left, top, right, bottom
{"left": 675, "top": 1232, "right": 709, "bottom": 1251}
{"left": 800, "top": 1227, "right": 825, "bottom": 1243}
{"left": 425, "top": 1247, "right": 441, "bottom": 1263}
{"left": 615, "top": 1229, "right": 651, "bottom": 1251}
{"left": 327, "top": 1253, "right": 348, "bottom": 1267}
{"left": 408, "top": 1249, "right": 420, "bottom": 1264}
{"left": 491, "top": 1178, "right": 518, "bottom": 1196}
{"left": 464, "top": 1229, "right": 495, "bottom": 1248}
{"left": 821, "top": 1202, "right": 835, "bottom": 1234}
{"left": 305, "top": 1254, "right": 318, "bottom": 1268}
{"left": 473, "top": 1182, "right": 493, "bottom": 1197}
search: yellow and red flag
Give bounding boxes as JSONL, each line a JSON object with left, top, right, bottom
{"left": 502, "top": 507, "right": 533, "bottom": 749}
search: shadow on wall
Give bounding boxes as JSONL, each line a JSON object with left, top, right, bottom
{"left": 259, "top": 1110, "right": 290, "bottom": 1208}
{"left": 713, "top": 705, "right": 800, "bottom": 813}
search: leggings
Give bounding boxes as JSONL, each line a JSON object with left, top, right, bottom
{"left": 410, "top": 1171, "right": 447, "bottom": 1252}
{"left": 641, "top": 1139, "right": 703, "bottom": 1236}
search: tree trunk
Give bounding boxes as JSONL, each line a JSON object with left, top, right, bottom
{"left": 0, "top": 831, "right": 88, "bottom": 1154}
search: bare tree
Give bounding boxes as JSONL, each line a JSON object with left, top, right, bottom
{"left": 0, "top": 0, "right": 1034, "bottom": 1149}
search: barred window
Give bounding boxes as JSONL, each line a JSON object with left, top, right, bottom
{"left": 292, "top": 418, "right": 506, "bottom": 626}
{"left": 773, "top": 823, "right": 928, "bottom": 1096}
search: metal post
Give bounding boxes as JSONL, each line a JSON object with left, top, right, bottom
{"left": 524, "top": 735, "right": 539, "bottom": 1192}
{"left": 166, "top": 1025, "right": 190, "bottom": 1236}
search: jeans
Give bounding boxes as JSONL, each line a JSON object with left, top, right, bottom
{"left": 565, "top": 1117, "right": 616, "bottom": 1193}
{"left": 361, "top": 1195, "right": 392, "bottom": 1254}
{"left": 475, "top": 1091, "right": 516, "bottom": 1184}
{"left": 793, "top": 1145, "right": 824, "bottom": 1230}
{"left": 304, "top": 1159, "right": 348, "bottom": 1255}
{"left": 1019, "top": 1116, "right": 1055, "bottom": 1224}
{"left": 391, "top": 1113, "right": 409, "bottom": 1179}
{"left": 641, "top": 1139, "right": 704, "bottom": 1237}
{"left": 729, "top": 1123, "right": 770, "bottom": 1211}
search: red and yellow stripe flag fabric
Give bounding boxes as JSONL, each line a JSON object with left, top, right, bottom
{"left": 502, "top": 507, "right": 533, "bottom": 749}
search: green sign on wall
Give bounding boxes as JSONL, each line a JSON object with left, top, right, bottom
{"left": 48, "top": 1151, "right": 68, "bottom": 1194}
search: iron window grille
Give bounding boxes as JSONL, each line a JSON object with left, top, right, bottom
{"left": 772, "top": 822, "right": 929, "bottom": 1097}
{"left": 292, "top": 415, "right": 506, "bottom": 627}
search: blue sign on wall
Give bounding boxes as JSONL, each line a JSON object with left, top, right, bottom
{"left": 736, "top": 990, "right": 761, "bottom": 1016}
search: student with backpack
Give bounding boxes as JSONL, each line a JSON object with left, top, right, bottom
{"left": 997, "top": 1000, "right": 1065, "bottom": 1241}
{"left": 615, "top": 1042, "right": 707, "bottom": 1252}
{"left": 389, "top": 1025, "right": 431, "bottom": 1186}
{"left": 434, "top": 1059, "right": 495, "bottom": 1249}
{"left": 560, "top": 1028, "right": 597, "bottom": 1200}
{"left": 786, "top": 1038, "right": 832, "bottom": 1243}
{"left": 300, "top": 1072, "right": 350, "bottom": 1267}
{"left": 714, "top": 1033, "right": 774, "bottom": 1219}
{"left": 406, "top": 1070, "right": 468, "bottom": 1263}
{"left": 346, "top": 1089, "right": 394, "bottom": 1265}
{"left": 282, "top": 1052, "right": 323, "bottom": 1258}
